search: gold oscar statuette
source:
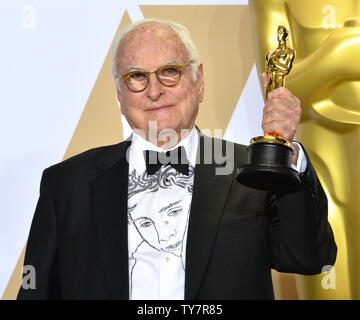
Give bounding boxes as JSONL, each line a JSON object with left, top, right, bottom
{"left": 237, "top": 25, "right": 300, "bottom": 192}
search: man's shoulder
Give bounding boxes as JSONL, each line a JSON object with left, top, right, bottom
{"left": 198, "top": 133, "right": 248, "bottom": 168}
{"left": 200, "top": 134, "right": 248, "bottom": 154}
{"left": 44, "top": 140, "right": 130, "bottom": 180}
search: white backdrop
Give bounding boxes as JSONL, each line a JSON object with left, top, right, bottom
{"left": 0, "top": 0, "right": 263, "bottom": 297}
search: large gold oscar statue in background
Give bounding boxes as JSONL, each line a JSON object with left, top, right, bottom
{"left": 249, "top": 0, "right": 360, "bottom": 299}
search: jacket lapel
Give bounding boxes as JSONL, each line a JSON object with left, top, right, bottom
{"left": 91, "top": 140, "right": 131, "bottom": 299}
{"left": 185, "top": 134, "right": 236, "bottom": 299}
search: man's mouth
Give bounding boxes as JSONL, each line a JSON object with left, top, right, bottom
{"left": 148, "top": 105, "right": 174, "bottom": 112}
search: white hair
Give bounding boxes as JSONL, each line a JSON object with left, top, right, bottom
{"left": 111, "top": 18, "right": 200, "bottom": 88}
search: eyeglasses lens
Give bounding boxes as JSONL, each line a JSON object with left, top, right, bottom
{"left": 126, "top": 65, "right": 182, "bottom": 92}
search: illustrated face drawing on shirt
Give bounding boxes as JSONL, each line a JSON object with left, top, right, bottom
{"left": 129, "top": 199, "right": 185, "bottom": 257}
{"left": 127, "top": 165, "right": 194, "bottom": 260}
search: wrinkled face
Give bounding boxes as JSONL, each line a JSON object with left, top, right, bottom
{"left": 115, "top": 24, "right": 204, "bottom": 145}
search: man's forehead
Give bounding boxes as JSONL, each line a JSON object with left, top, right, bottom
{"left": 118, "top": 25, "right": 187, "bottom": 69}
{"left": 125, "top": 23, "right": 179, "bottom": 46}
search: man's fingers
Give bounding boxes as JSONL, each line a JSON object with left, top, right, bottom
{"left": 267, "top": 87, "right": 300, "bottom": 104}
{"left": 262, "top": 119, "right": 298, "bottom": 141}
{"left": 261, "top": 86, "right": 302, "bottom": 142}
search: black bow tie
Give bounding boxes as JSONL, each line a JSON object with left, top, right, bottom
{"left": 144, "top": 146, "right": 190, "bottom": 175}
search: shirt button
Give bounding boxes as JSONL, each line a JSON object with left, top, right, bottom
{"left": 166, "top": 257, "right": 170, "bottom": 262}
{"left": 165, "top": 221, "right": 169, "bottom": 225}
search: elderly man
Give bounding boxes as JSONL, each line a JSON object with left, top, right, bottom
{"left": 17, "top": 18, "right": 336, "bottom": 300}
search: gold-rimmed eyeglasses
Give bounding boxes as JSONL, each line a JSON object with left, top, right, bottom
{"left": 113, "top": 61, "right": 192, "bottom": 93}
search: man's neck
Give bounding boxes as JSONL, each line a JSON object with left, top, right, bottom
{"left": 133, "top": 127, "right": 194, "bottom": 150}
{"left": 156, "top": 130, "right": 192, "bottom": 150}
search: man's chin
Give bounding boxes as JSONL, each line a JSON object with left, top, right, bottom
{"left": 148, "top": 121, "right": 180, "bottom": 140}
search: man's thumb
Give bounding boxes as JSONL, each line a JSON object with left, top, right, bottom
{"left": 261, "top": 72, "right": 269, "bottom": 98}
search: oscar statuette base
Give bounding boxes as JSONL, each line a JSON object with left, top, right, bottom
{"left": 236, "top": 136, "right": 301, "bottom": 193}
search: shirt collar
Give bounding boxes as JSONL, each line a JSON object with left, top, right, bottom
{"left": 129, "top": 126, "right": 198, "bottom": 174}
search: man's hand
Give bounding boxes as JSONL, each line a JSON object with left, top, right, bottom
{"left": 261, "top": 72, "right": 302, "bottom": 163}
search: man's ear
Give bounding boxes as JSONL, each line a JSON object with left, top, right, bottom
{"left": 116, "top": 88, "right": 124, "bottom": 114}
{"left": 197, "top": 63, "right": 204, "bottom": 103}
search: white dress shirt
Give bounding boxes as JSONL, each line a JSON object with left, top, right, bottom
{"left": 127, "top": 127, "right": 198, "bottom": 300}
{"left": 126, "top": 128, "right": 306, "bottom": 300}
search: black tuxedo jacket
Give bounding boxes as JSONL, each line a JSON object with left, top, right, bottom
{"left": 17, "top": 134, "right": 336, "bottom": 299}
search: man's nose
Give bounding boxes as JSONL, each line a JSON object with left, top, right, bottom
{"left": 146, "top": 73, "right": 164, "bottom": 100}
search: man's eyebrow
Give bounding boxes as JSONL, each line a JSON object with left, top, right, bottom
{"left": 123, "top": 65, "right": 144, "bottom": 73}
{"left": 123, "top": 60, "right": 178, "bottom": 73}
{"left": 158, "top": 59, "right": 177, "bottom": 67}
